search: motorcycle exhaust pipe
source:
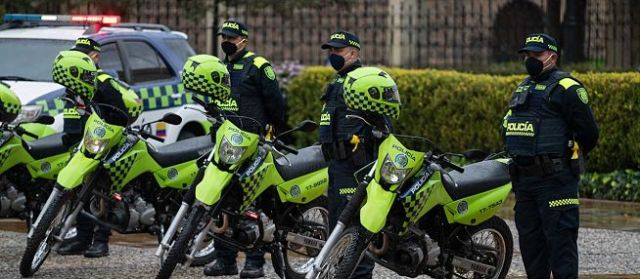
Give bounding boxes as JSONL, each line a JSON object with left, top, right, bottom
{"left": 368, "top": 232, "right": 389, "bottom": 256}
{"left": 211, "top": 213, "right": 229, "bottom": 234}
{"left": 155, "top": 201, "right": 190, "bottom": 257}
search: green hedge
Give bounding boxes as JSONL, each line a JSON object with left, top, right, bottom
{"left": 580, "top": 170, "right": 640, "bottom": 202}
{"left": 286, "top": 67, "right": 640, "bottom": 172}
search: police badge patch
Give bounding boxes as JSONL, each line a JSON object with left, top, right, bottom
{"left": 576, "top": 87, "right": 589, "bottom": 104}
{"left": 264, "top": 65, "right": 276, "bottom": 80}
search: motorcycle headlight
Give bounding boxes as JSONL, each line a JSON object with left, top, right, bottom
{"left": 83, "top": 130, "right": 109, "bottom": 154}
{"left": 219, "top": 137, "right": 246, "bottom": 165}
{"left": 380, "top": 154, "right": 412, "bottom": 185}
{"left": 11, "top": 105, "right": 42, "bottom": 124}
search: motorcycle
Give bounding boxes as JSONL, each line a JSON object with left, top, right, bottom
{"left": 307, "top": 115, "right": 514, "bottom": 279}
{"left": 18, "top": 99, "right": 214, "bottom": 277}
{"left": 0, "top": 109, "right": 74, "bottom": 227}
{"left": 156, "top": 98, "right": 329, "bottom": 279}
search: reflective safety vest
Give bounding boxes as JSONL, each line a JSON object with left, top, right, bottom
{"left": 504, "top": 70, "right": 576, "bottom": 157}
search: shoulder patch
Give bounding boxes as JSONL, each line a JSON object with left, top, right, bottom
{"left": 97, "top": 73, "right": 111, "bottom": 83}
{"left": 253, "top": 56, "right": 269, "bottom": 69}
{"left": 576, "top": 87, "right": 589, "bottom": 104}
{"left": 264, "top": 65, "right": 276, "bottom": 80}
{"left": 559, "top": 78, "right": 579, "bottom": 90}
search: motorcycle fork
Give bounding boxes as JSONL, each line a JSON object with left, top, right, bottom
{"left": 183, "top": 179, "right": 236, "bottom": 266}
{"left": 55, "top": 169, "right": 102, "bottom": 242}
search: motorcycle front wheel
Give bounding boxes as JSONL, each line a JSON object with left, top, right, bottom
{"left": 19, "top": 187, "right": 71, "bottom": 277}
{"left": 156, "top": 204, "right": 207, "bottom": 279}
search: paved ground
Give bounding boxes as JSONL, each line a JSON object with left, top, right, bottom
{"left": 0, "top": 220, "right": 638, "bottom": 278}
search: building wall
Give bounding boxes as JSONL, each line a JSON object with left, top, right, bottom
{"left": 44, "top": 0, "right": 640, "bottom": 69}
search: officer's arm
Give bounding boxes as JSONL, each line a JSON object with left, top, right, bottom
{"left": 559, "top": 79, "right": 599, "bottom": 154}
{"left": 256, "top": 63, "right": 286, "bottom": 133}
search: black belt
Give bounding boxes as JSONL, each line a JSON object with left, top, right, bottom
{"left": 511, "top": 155, "right": 570, "bottom": 177}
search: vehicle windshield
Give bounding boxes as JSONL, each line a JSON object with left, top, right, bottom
{"left": 0, "top": 38, "right": 74, "bottom": 82}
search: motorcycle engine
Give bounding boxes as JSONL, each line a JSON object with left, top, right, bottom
{"left": 91, "top": 191, "right": 156, "bottom": 232}
{"left": 396, "top": 242, "right": 425, "bottom": 267}
{"left": 236, "top": 211, "right": 275, "bottom": 246}
{"left": 0, "top": 179, "right": 26, "bottom": 217}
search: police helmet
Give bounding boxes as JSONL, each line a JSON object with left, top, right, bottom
{"left": 181, "top": 55, "right": 231, "bottom": 101}
{"left": 52, "top": 50, "right": 97, "bottom": 100}
{"left": 0, "top": 82, "right": 21, "bottom": 123}
{"left": 343, "top": 67, "right": 401, "bottom": 119}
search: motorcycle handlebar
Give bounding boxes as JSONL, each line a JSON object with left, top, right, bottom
{"left": 15, "top": 126, "right": 39, "bottom": 139}
{"left": 274, "top": 139, "right": 298, "bottom": 155}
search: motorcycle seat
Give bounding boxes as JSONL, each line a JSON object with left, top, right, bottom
{"left": 149, "top": 135, "right": 213, "bottom": 168}
{"left": 275, "top": 145, "right": 328, "bottom": 181}
{"left": 442, "top": 160, "right": 511, "bottom": 200}
{"left": 23, "top": 133, "right": 74, "bottom": 160}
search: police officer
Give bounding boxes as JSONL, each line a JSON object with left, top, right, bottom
{"left": 319, "top": 31, "right": 380, "bottom": 279}
{"left": 203, "top": 20, "right": 285, "bottom": 278}
{"left": 57, "top": 37, "right": 134, "bottom": 258}
{"left": 503, "top": 33, "right": 599, "bottom": 279}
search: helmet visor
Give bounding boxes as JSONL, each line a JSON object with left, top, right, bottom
{"left": 383, "top": 86, "right": 400, "bottom": 103}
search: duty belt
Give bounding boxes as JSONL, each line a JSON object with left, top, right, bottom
{"left": 321, "top": 138, "right": 369, "bottom": 161}
{"left": 510, "top": 154, "right": 569, "bottom": 177}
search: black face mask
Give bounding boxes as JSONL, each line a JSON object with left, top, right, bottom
{"left": 525, "top": 57, "right": 543, "bottom": 77}
{"left": 221, "top": 41, "right": 239, "bottom": 56}
{"left": 329, "top": 53, "right": 345, "bottom": 71}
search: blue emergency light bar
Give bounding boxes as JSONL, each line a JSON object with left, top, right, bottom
{"left": 3, "top": 14, "right": 121, "bottom": 25}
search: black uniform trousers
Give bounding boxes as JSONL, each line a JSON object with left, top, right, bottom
{"left": 76, "top": 206, "right": 110, "bottom": 244}
{"left": 513, "top": 169, "right": 579, "bottom": 279}
{"left": 214, "top": 242, "right": 266, "bottom": 267}
{"left": 328, "top": 158, "right": 375, "bottom": 279}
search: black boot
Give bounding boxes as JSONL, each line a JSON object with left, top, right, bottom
{"left": 240, "top": 261, "right": 265, "bottom": 278}
{"left": 83, "top": 242, "right": 109, "bottom": 258}
{"left": 203, "top": 260, "right": 238, "bottom": 276}
{"left": 57, "top": 237, "right": 89, "bottom": 255}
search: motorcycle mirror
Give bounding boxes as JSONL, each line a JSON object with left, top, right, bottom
{"left": 35, "top": 115, "right": 55, "bottom": 125}
{"left": 295, "top": 120, "right": 318, "bottom": 133}
{"left": 160, "top": 113, "right": 182, "bottom": 125}
{"left": 462, "top": 149, "right": 488, "bottom": 161}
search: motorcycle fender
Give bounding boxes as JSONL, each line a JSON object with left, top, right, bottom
{"left": 195, "top": 162, "right": 234, "bottom": 206}
{"left": 443, "top": 183, "right": 512, "bottom": 226}
{"left": 277, "top": 167, "right": 328, "bottom": 204}
{"left": 360, "top": 180, "right": 396, "bottom": 233}
{"left": 56, "top": 152, "right": 100, "bottom": 189}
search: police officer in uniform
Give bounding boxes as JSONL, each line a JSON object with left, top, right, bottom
{"left": 319, "top": 31, "right": 379, "bottom": 279}
{"left": 503, "top": 33, "right": 599, "bottom": 279}
{"left": 203, "top": 20, "right": 285, "bottom": 278}
{"left": 57, "top": 37, "right": 135, "bottom": 258}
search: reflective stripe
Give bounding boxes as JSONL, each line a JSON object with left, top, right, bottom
{"left": 548, "top": 198, "right": 579, "bottom": 207}
{"left": 559, "top": 78, "right": 579, "bottom": 90}
{"left": 253, "top": 56, "right": 269, "bottom": 68}
{"left": 339, "top": 187, "right": 356, "bottom": 195}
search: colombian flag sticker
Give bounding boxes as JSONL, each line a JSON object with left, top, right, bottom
{"left": 156, "top": 122, "right": 167, "bottom": 138}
